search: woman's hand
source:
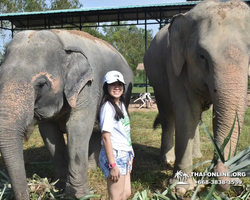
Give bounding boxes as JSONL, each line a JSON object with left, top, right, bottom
{"left": 129, "top": 157, "right": 134, "bottom": 173}
{"left": 109, "top": 166, "right": 120, "bottom": 182}
{"left": 129, "top": 151, "right": 134, "bottom": 173}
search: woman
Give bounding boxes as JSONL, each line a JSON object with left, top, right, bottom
{"left": 99, "top": 70, "right": 134, "bottom": 200}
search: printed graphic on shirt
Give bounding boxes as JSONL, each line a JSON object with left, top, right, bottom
{"left": 121, "top": 113, "right": 132, "bottom": 146}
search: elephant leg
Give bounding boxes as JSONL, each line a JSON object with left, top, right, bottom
{"left": 159, "top": 111, "right": 175, "bottom": 164}
{"left": 88, "top": 129, "right": 101, "bottom": 169}
{"left": 38, "top": 121, "right": 68, "bottom": 189}
{"left": 171, "top": 101, "right": 201, "bottom": 194}
{"left": 64, "top": 109, "right": 95, "bottom": 198}
{"left": 192, "top": 125, "right": 202, "bottom": 158}
{"left": 154, "top": 89, "right": 175, "bottom": 163}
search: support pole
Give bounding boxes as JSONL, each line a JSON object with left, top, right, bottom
{"left": 80, "top": 16, "right": 82, "bottom": 30}
{"left": 144, "top": 12, "right": 148, "bottom": 94}
{"left": 144, "top": 12, "right": 148, "bottom": 108}
{"left": 11, "top": 20, "right": 14, "bottom": 38}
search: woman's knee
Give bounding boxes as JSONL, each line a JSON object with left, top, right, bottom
{"left": 123, "top": 190, "right": 131, "bottom": 200}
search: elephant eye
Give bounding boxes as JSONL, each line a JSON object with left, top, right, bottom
{"left": 37, "top": 81, "right": 46, "bottom": 88}
{"left": 200, "top": 54, "right": 206, "bottom": 60}
{"left": 35, "top": 76, "right": 49, "bottom": 89}
{"left": 199, "top": 54, "right": 210, "bottom": 73}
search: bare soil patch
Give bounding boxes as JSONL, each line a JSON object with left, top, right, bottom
{"left": 128, "top": 103, "right": 158, "bottom": 112}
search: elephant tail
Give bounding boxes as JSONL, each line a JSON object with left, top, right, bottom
{"left": 153, "top": 114, "right": 161, "bottom": 130}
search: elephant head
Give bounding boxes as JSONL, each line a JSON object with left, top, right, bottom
{"left": 0, "top": 30, "right": 94, "bottom": 199}
{"left": 169, "top": 0, "right": 250, "bottom": 190}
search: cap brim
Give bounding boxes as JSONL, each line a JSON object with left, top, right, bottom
{"left": 106, "top": 79, "right": 126, "bottom": 85}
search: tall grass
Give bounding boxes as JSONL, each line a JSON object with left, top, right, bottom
{"left": 1, "top": 108, "right": 250, "bottom": 199}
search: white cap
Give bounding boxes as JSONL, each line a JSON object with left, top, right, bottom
{"left": 104, "top": 70, "right": 126, "bottom": 84}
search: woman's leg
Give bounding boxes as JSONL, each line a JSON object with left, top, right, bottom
{"left": 107, "top": 175, "right": 126, "bottom": 200}
{"left": 122, "top": 173, "right": 131, "bottom": 200}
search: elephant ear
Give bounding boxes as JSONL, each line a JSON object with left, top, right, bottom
{"left": 64, "top": 47, "right": 94, "bottom": 108}
{"left": 169, "top": 13, "right": 189, "bottom": 76}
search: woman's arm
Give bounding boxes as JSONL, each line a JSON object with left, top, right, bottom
{"left": 102, "top": 131, "right": 120, "bottom": 182}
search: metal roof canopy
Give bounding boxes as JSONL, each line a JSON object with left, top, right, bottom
{"left": 0, "top": 1, "right": 199, "bottom": 33}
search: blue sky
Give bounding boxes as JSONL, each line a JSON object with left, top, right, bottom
{"left": 80, "top": 0, "right": 185, "bottom": 8}
{"left": 1, "top": 0, "right": 186, "bottom": 50}
{"left": 79, "top": 0, "right": 186, "bottom": 35}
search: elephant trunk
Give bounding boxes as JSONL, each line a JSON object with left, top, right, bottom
{"left": 212, "top": 45, "right": 248, "bottom": 159}
{"left": 0, "top": 82, "right": 34, "bottom": 200}
{"left": 210, "top": 46, "right": 248, "bottom": 191}
{"left": 213, "top": 87, "right": 246, "bottom": 158}
{"left": 0, "top": 133, "right": 29, "bottom": 200}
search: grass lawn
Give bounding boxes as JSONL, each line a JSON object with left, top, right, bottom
{"left": 1, "top": 107, "right": 250, "bottom": 199}
{"left": 132, "top": 86, "right": 154, "bottom": 94}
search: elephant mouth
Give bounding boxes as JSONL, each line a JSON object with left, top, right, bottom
{"left": 34, "top": 108, "right": 43, "bottom": 121}
{"left": 201, "top": 99, "right": 212, "bottom": 111}
{"left": 24, "top": 119, "right": 37, "bottom": 141}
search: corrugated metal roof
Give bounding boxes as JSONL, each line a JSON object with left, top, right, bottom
{"left": 0, "top": 1, "right": 199, "bottom": 17}
{"left": 0, "top": 1, "right": 199, "bottom": 30}
{"left": 2, "top": 0, "right": 250, "bottom": 31}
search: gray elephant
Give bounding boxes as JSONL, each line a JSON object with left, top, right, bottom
{"left": 0, "top": 29, "right": 133, "bottom": 199}
{"left": 144, "top": 0, "right": 250, "bottom": 193}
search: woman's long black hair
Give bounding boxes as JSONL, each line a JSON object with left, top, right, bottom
{"left": 100, "top": 82, "right": 126, "bottom": 121}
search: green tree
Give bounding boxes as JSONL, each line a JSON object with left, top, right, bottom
{"left": 49, "top": 0, "right": 82, "bottom": 10}
{"left": 23, "top": 0, "right": 47, "bottom": 12}
{"left": 0, "top": 0, "right": 47, "bottom": 13}
{"left": 81, "top": 24, "right": 105, "bottom": 40}
{"left": 0, "top": 0, "right": 83, "bottom": 64}
{"left": 103, "top": 23, "right": 153, "bottom": 74}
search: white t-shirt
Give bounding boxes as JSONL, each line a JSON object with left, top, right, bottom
{"left": 100, "top": 101, "right": 133, "bottom": 152}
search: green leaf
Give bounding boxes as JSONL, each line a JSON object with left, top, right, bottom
{"left": 0, "top": 170, "right": 10, "bottom": 181}
{"left": 0, "top": 184, "right": 7, "bottom": 199}
{"left": 211, "top": 192, "right": 222, "bottom": 200}
{"left": 224, "top": 145, "right": 250, "bottom": 167}
{"left": 218, "top": 192, "right": 231, "bottom": 200}
{"left": 154, "top": 193, "right": 170, "bottom": 200}
{"left": 78, "top": 194, "right": 100, "bottom": 200}
{"left": 219, "top": 115, "right": 236, "bottom": 158}
{"left": 169, "top": 181, "right": 179, "bottom": 190}
{"left": 161, "top": 188, "right": 169, "bottom": 196}
{"left": 205, "top": 183, "right": 216, "bottom": 200}
{"left": 191, "top": 160, "right": 212, "bottom": 170}
{"left": 201, "top": 122, "right": 225, "bottom": 163}
{"left": 241, "top": 189, "right": 250, "bottom": 199}
{"left": 192, "top": 168, "right": 209, "bottom": 200}
{"left": 235, "top": 112, "right": 241, "bottom": 156}
{"left": 227, "top": 140, "right": 232, "bottom": 161}
{"left": 229, "top": 152, "right": 250, "bottom": 169}
{"left": 228, "top": 159, "right": 250, "bottom": 173}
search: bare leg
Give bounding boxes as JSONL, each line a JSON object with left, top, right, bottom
{"left": 122, "top": 173, "right": 131, "bottom": 200}
{"left": 107, "top": 173, "right": 131, "bottom": 200}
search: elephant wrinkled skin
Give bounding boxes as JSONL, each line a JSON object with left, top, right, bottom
{"left": 0, "top": 30, "right": 133, "bottom": 199}
{"left": 144, "top": 0, "right": 250, "bottom": 193}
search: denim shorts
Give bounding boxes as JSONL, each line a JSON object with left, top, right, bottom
{"left": 99, "top": 146, "right": 133, "bottom": 179}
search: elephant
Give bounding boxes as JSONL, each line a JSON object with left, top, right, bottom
{"left": 0, "top": 29, "right": 134, "bottom": 199}
{"left": 144, "top": 0, "right": 250, "bottom": 194}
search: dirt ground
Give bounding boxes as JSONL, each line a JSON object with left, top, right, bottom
{"left": 128, "top": 102, "right": 158, "bottom": 112}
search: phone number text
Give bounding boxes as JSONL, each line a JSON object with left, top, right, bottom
{"left": 194, "top": 179, "right": 242, "bottom": 185}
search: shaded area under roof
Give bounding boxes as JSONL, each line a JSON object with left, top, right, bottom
{"left": 0, "top": 1, "right": 200, "bottom": 31}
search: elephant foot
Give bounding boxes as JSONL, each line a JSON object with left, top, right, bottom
{"left": 160, "top": 147, "right": 175, "bottom": 164}
{"left": 214, "top": 161, "right": 230, "bottom": 192}
{"left": 169, "top": 174, "right": 196, "bottom": 195}
{"left": 52, "top": 177, "right": 66, "bottom": 190}
{"left": 64, "top": 184, "right": 89, "bottom": 199}
{"left": 192, "top": 149, "right": 202, "bottom": 158}
{"left": 54, "top": 179, "right": 66, "bottom": 190}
